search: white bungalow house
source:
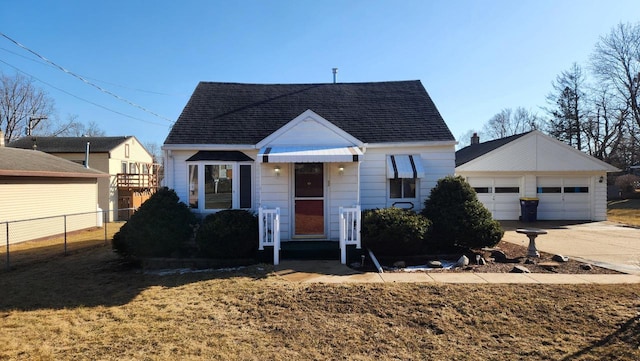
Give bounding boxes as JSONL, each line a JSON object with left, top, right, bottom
{"left": 162, "top": 81, "right": 456, "bottom": 263}
{"left": 455, "top": 131, "right": 619, "bottom": 221}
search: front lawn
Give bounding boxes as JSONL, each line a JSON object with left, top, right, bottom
{"left": 1, "top": 245, "right": 639, "bottom": 360}
{"left": 608, "top": 198, "right": 640, "bottom": 226}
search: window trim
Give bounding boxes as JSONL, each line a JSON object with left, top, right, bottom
{"left": 389, "top": 177, "right": 419, "bottom": 201}
{"left": 186, "top": 161, "right": 253, "bottom": 212}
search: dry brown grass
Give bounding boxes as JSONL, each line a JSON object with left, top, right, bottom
{"left": 0, "top": 223, "right": 123, "bottom": 269}
{"left": 1, "top": 245, "right": 639, "bottom": 360}
{"left": 608, "top": 199, "right": 640, "bottom": 227}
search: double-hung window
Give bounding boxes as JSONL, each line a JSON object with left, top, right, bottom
{"left": 386, "top": 154, "right": 425, "bottom": 202}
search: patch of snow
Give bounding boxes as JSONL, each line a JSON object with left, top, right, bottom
{"left": 145, "top": 266, "right": 247, "bottom": 276}
{"left": 401, "top": 261, "right": 457, "bottom": 272}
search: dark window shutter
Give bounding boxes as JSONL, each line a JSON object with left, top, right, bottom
{"left": 240, "top": 165, "right": 252, "bottom": 208}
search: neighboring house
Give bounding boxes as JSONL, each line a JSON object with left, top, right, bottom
{"left": 9, "top": 136, "right": 157, "bottom": 222}
{"left": 163, "top": 81, "right": 456, "bottom": 262}
{"left": 455, "top": 130, "right": 619, "bottom": 221}
{"left": 0, "top": 142, "right": 108, "bottom": 245}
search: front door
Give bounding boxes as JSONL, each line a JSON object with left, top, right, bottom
{"left": 294, "top": 163, "right": 325, "bottom": 237}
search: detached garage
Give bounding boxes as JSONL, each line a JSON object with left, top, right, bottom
{"left": 0, "top": 145, "right": 108, "bottom": 244}
{"left": 456, "top": 131, "right": 619, "bottom": 221}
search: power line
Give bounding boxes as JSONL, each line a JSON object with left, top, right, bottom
{"left": 0, "top": 46, "right": 183, "bottom": 96}
{"left": 0, "top": 32, "right": 174, "bottom": 122}
{"left": 0, "top": 58, "right": 170, "bottom": 127}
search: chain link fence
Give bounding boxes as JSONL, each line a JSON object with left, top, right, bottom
{"left": 0, "top": 209, "right": 130, "bottom": 271}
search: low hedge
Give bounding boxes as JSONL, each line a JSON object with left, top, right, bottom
{"left": 195, "top": 210, "right": 259, "bottom": 259}
{"left": 361, "top": 207, "right": 431, "bottom": 256}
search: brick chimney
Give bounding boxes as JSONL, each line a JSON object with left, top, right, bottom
{"left": 471, "top": 132, "right": 480, "bottom": 145}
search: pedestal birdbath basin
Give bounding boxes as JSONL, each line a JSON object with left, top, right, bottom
{"left": 516, "top": 228, "right": 548, "bottom": 258}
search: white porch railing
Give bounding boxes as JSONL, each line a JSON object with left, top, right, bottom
{"left": 258, "top": 207, "right": 281, "bottom": 265}
{"left": 339, "top": 205, "right": 361, "bottom": 264}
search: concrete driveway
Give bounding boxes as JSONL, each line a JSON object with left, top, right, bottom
{"left": 501, "top": 221, "right": 640, "bottom": 275}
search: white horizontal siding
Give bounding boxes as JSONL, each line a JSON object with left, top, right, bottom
{"left": 0, "top": 178, "right": 99, "bottom": 244}
{"left": 594, "top": 175, "right": 607, "bottom": 221}
{"left": 259, "top": 163, "right": 291, "bottom": 240}
{"left": 360, "top": 145, "right": 455, "bottom": 212}
{"left": 327, "top": 164, "right": 359, "bottom": 239}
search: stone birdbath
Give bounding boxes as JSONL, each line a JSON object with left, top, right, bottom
{"left": 516, "top": 228, "right": 548, "bottom": 258}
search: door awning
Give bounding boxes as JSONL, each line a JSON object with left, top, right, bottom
{"left": 258, "top": 146, "right": 362, "bottom": 163}
{"left": 387, "top": 155, "right": 426, "bottom": 178}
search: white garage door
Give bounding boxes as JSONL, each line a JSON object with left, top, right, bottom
{"left": 537, "top": 177, "right": 590, "bottom": 220}
{"left": 467, "top": 177, "right": 522, "bottom": 220}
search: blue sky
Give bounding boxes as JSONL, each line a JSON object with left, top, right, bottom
{"left": 1, "top": 0, "right": 638, "bottom": 148}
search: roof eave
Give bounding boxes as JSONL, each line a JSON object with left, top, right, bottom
{"left": 364, "top": 140, "right": 457, "bottom": 148}
{"left": 162, "top": 144, "right": 256, "bottom": 151}
{"left": 0, "top": 170, "right": 109, "bottom": 178}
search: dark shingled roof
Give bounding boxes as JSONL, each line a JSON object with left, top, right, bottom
{"left": 8, "top": 136, "right": 133, "bottom": 153}
{"left": 164, "top": 81, "right": 454, "bottom": 145}
{"left": 0, "top": 147, "right": 107, "bottom": 178}
{"left": 455, "top": 132, "right": 532, "bottom": 167}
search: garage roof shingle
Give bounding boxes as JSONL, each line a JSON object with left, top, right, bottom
{"left": 9, "top": 136, "right": 133, "bottom": 153}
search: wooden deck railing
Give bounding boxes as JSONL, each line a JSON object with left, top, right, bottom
{"left": 116, "top": 173, "right": 158, "bottom": 190}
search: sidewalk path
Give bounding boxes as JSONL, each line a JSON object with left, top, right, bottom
{"left": 272, "top": 260, "right": 640, "bottom": 284}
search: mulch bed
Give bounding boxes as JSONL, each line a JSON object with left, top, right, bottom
{"left": 361, "top": 240, "right": 622, "bottom": 274}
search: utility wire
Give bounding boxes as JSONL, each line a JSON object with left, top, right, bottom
{"left": 0, "top": 46, "right": 182, "bottom": 96}
{"left": 0, "top": 32, "right": 174, "bottom": 122}
{"left": 0, "top": 58, "right": 170, "bottom": 127}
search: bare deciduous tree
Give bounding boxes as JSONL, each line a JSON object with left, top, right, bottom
{"left": 583, "top": 86, "right": 626, "bottom": 167}
{"left": 483, "top": 107, "right": 539, "bottom": 140}
{"left": 591, "top": 22, "right": 640, "bottom": 130}
{"left": 35, "top": 114, "right": 106, "bottom": 137}
{"left": 0, "top": 72, "right": 55, "bottom": 141}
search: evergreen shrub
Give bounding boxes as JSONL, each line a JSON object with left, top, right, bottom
{"left": 421, "top": 175, "right": 503, "bottom": 250}
{"left": 112, "top": 187, "right": 196, "bottom": 259}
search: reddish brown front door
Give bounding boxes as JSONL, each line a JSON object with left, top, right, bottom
{"left": 294, "top": 163, "right": 324, "bottom": 237}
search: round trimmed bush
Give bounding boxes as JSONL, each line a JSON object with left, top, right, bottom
{"left": 195, "top": 210, "right": 258, "bottom": 259}
{"left": 361, "top": 207, "right": 431, "bottom": 256}
{"left": 421, "top": 175, "right": 503, "bottom": 250}
{"left": 112, "top": 187, "right": 197, "bottom": 259}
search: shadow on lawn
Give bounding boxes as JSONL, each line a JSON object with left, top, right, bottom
{"left": 0, "top": 244, "right": 269, "bottom": 311}
{"left": 561, "top": 314, "right": 640, "bottom": 360}
{"left": 499, "top": 220, "right": 594, "bottom": 231}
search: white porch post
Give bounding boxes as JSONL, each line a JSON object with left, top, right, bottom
{"left": 339, "top": 207, "right": 346, "bottom": 264}
{"left": 339, "top": 205, "right": 361, "bottom": 264}
{"left": 273, "top": 208, "right": 280, "bottom": 265}
{"left": 258, "top": 207, "right": 281, "bottom": 265}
